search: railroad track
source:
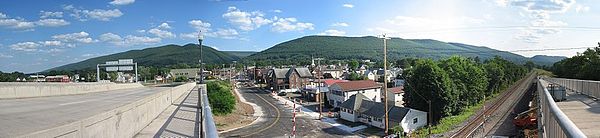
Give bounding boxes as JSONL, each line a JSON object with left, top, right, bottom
{"left": 451, "top": 73, "right": 536, "bottom": 138}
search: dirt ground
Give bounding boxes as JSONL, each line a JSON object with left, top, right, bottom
{"left": 213, "top": 88, "right": 256, "bottom": 132}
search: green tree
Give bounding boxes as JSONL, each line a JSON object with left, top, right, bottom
{"left": 349, "top": 60, "right": 359, "bottom": 71}
{"left": 439, "top": 56, "right": 488, "bottom": 107}
{"left": 206, "top": 81, "right": 236, "bottom": 115}
{"left": 404, "top": 59, "right": 458, "bottom": 123}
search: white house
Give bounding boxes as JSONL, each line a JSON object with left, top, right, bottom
{"left": 386, "top": 86, "right": 405, "bottom": 107}
{"left": 327, "top": 80, "right": 382, "bottom": 108}
{"left": 339, "top": 94, "right": 427, "bottom": 134}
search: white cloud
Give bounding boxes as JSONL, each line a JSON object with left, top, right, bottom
{"left": 318, "top": 29, "right": 346, "bottom": 36}
{"left": 272, "top": 9, "right": 282, "bottom": 13}
{"left": 157, "top": 22, "right": 172, "bottom": 29}
{"left": 99, "top": 33, "right": 124, "bottom": 45}
{"left": 343, "top": 4, "right": 354, "bottom": 8}
{"left": 575, "top": 5, "right": 590, "bottom": 13}
{"left": 0, "top": 53, "right": 13, "bottom": 58}
{"left": 499, "top": 0, "right": 575, "bottom": 43}
{"left": 10, "top": 42, "right": 40, "bottom": 52}
{"left": 271, "top": 17, "right": 314, "bottom": 33}
{"left": 36, "top": 19, "right": 70, "bottom": 27}
{"left": 189, "top": 20, "right": 211, "bottom": 32}
{"left": 109, "top": 0, "right": 135, "bottom": 5}
{"left": 510, "top": 0, "right": 575, "bottom": 13}
{"left": 40, "top": 11, "right": 63, "bottom": 18}
{"left": 331, "top": 22, "right": 349, "bottom": 27}
{"left": 52, "top": 31, "right": 95, "bottom": 44}
{"left": 40, "top": 40, "right": 63, "bottom": 46}
{"left": 222, "top": 6, "right": 272, "bottom": 31}
{"left": 64, "top": 6, "right": 123, "bottom": 21}
{"left": 124, "top": 35, "right": 161, "bottom": 45}
{"left": 206, "top": 28, "right": 239, "bottom": 39}
{"left": 99, "top": 33, "right": 161, "bottom": 46}
{"left": 0, "top": 13, "right": 36, "bottom": 30}
{"left": 179, "top": 33, "right": 197, "bottom": 39}
{"left": 148, "top": 28, "right": 176, "bottom": 38}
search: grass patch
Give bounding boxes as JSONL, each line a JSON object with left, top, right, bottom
{"left": 534, "top": 68, "right": 554, "bottom": 77}
{"left": 413, "top": 93, "right": 499, "bottom": 137}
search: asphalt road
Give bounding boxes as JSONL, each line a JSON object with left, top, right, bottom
{"left": 220, "top": 87, "right": 356, "bottom": 138}
{"left": 0, "top": 86, "right": 169, "bottom": 137}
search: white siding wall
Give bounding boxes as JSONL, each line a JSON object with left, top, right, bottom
{"left": 340, "top": 110, "right": 357, "bottom": 122}
{"left": 400, "top": 109, "right": 428, "bottom": 133}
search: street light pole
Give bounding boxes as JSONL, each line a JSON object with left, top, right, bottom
{"left": 198, "top": 31, "right": 204, "bottom": 84}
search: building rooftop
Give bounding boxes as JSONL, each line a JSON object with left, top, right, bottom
{"left": 333, "top": 80, "right": 381, "bottom": 92}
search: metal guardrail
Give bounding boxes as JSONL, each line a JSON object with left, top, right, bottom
{"left": 199, "top": 84, "right": 219, "bottom": 138}
{"left": 537, "top": 79, "right": 586, "bottom": 138}
{"left": 544, "top": 78, "right": 600, "bottom": 99}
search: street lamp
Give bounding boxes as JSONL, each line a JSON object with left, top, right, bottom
{"left": 198, "top": 31, "right": 204, "bottom": 84}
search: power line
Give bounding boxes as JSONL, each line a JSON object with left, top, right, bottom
{"left": 383, "top": 26, "right": 600, "bottom": 35}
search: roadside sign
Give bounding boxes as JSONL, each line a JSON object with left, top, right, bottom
{"left": 119, "top": 66, "right": 134, "bottom": 71}
{"left": 106, "top": 66, "right": 118, "bottom": 71}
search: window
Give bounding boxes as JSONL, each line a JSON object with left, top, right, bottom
{"left": 413, "top": 118, "right": 418, "bottom": 124}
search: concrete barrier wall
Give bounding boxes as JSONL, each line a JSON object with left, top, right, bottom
{"left": 19, "top": 83, "right": 196, "bottom": 138}
{"left": 0, "top": 82, "right": 144, "bottom": 99}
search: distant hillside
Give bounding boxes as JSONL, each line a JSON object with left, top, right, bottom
{"left": 530, "top": 55, "right": 567, "bottom": 66}
{"left": 224, "top": 51, "right": 257, "bottom": 58}
{"left": 245, "top": 35, "right": 532, "bottom": 64}
{"left": 49, "top": 44, "right": 239, "bottom": 71}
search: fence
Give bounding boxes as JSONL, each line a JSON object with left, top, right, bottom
{"left": 537, "top": 78, "right": 586, "bottom": 138}
{"left": 543, "top": 78, "right": 600, "bottom": 99}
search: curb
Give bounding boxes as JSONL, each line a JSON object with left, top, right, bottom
{"left": 218, "top": 88, "right": 264, "bottom": 133}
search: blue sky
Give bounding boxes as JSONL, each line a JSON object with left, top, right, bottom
{"left": 1, "top": 0, "right": 599, "bottom": 73}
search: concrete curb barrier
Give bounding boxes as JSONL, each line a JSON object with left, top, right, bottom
{"left": 18, "top": 83, "right": 196, "bottom": 138}
{"left": 0, "top": 82, "right": 144, "bottom": 99}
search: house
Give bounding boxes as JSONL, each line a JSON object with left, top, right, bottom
{"left": 339, "top": 94, "right": 427, "bottom": 133}
{"left": 267, "top": 68, "right": 290, "bottom": 90}
{"left": 288, "top": 67, "right": 312, "bottom": 89}
{"left": 327, "top": 80, "right": 382, "bottom": 108}
{"left": 387, "top": 86, "right": 405, "bottom": 107}
{"left": 267, "top": 67, "right": 313, "bottom": 91}
{"left": 364, "top": 70, "right": 376, "bottom": 81}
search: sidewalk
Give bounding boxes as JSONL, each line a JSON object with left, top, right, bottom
{"left": 267, "top": 89, "right": 368, "bottom": 134}
{"left": 135, "top": 85, "right": 200, "bottom": 138}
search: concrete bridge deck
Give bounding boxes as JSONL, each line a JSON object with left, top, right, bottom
{"left": 0, "top": 86, "right": 169, "bottom": 137}
{"left": 556, "top": 90, "right": 600, "bottom": 137}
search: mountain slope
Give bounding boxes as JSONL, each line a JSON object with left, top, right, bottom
{"left": 224, "top": 51, "right": 257, "bottom": 58}
{"left": 50, "top": 44, "right": 239, "bottom": 71}
{"left": 530, "top": 55, "right": 567, "bottom": 66}
{"left": 245, "top": 36, "right": 531, "bottom": 64}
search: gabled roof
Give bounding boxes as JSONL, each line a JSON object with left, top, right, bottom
{"left": 272, "top": 68, "right": 290, "bottom": 79}
{"left": 324, "top": 79, "right": 348, "bottom": 86}
{"left": 332, "top": 80, "right": 381, "bottom": 92}
{"left": 389, "top": 86, "right": 404, "bottom": 94}
{"left": 295, "top": 67, "right": 313, "bottom": 78}
{"left": 360, "top": 100, "right": 410, "bottom": 122}
{"left": 339, "top": 93, "right": 370, "bottom": 111}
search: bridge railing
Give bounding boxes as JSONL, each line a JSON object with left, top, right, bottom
{"left": 543, "top": 77, "right": 600, "bottom": 99}
{"left": 199, "top": 84, "right": 219, "bottom": 138}
{"left": 537, "top": 79, "right": 586, "bottom": 138}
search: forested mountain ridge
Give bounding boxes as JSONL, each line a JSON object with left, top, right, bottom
{"left": 243, "top": 35, "right": 546, "bottom": 65}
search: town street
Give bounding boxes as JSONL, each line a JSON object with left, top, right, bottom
{"left": 219, "top": 87, "right": 356, "bottom": 138}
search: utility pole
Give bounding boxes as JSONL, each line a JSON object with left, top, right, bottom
{"left": 197, "top": 31, "right": 204, "bottom": 138}
{"left": 315, "top": 58, "right": 324, "bottom": 120}
{"left": 382, "top": 34, "right": 390, "bottom": 135}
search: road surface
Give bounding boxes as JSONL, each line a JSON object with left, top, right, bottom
{"left": 220, "top": 87, "right": 355, "bottom": 138}
{"left": 0, "top": 86, "right": 170, "bottom": 137}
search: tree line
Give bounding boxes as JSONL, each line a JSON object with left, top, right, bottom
{"left": 402, "top": 56, "right": 528, "bottom": 123}
{"left": 552, "top": 44, "right": 600, "bottom": 81}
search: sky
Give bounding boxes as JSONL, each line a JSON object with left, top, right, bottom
{"left": 1, "top": 0, "right": 599, "bottom": 73}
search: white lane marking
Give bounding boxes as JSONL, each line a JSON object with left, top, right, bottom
{"left": 59, "top": 100, "right": 90, "bottom": 106}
